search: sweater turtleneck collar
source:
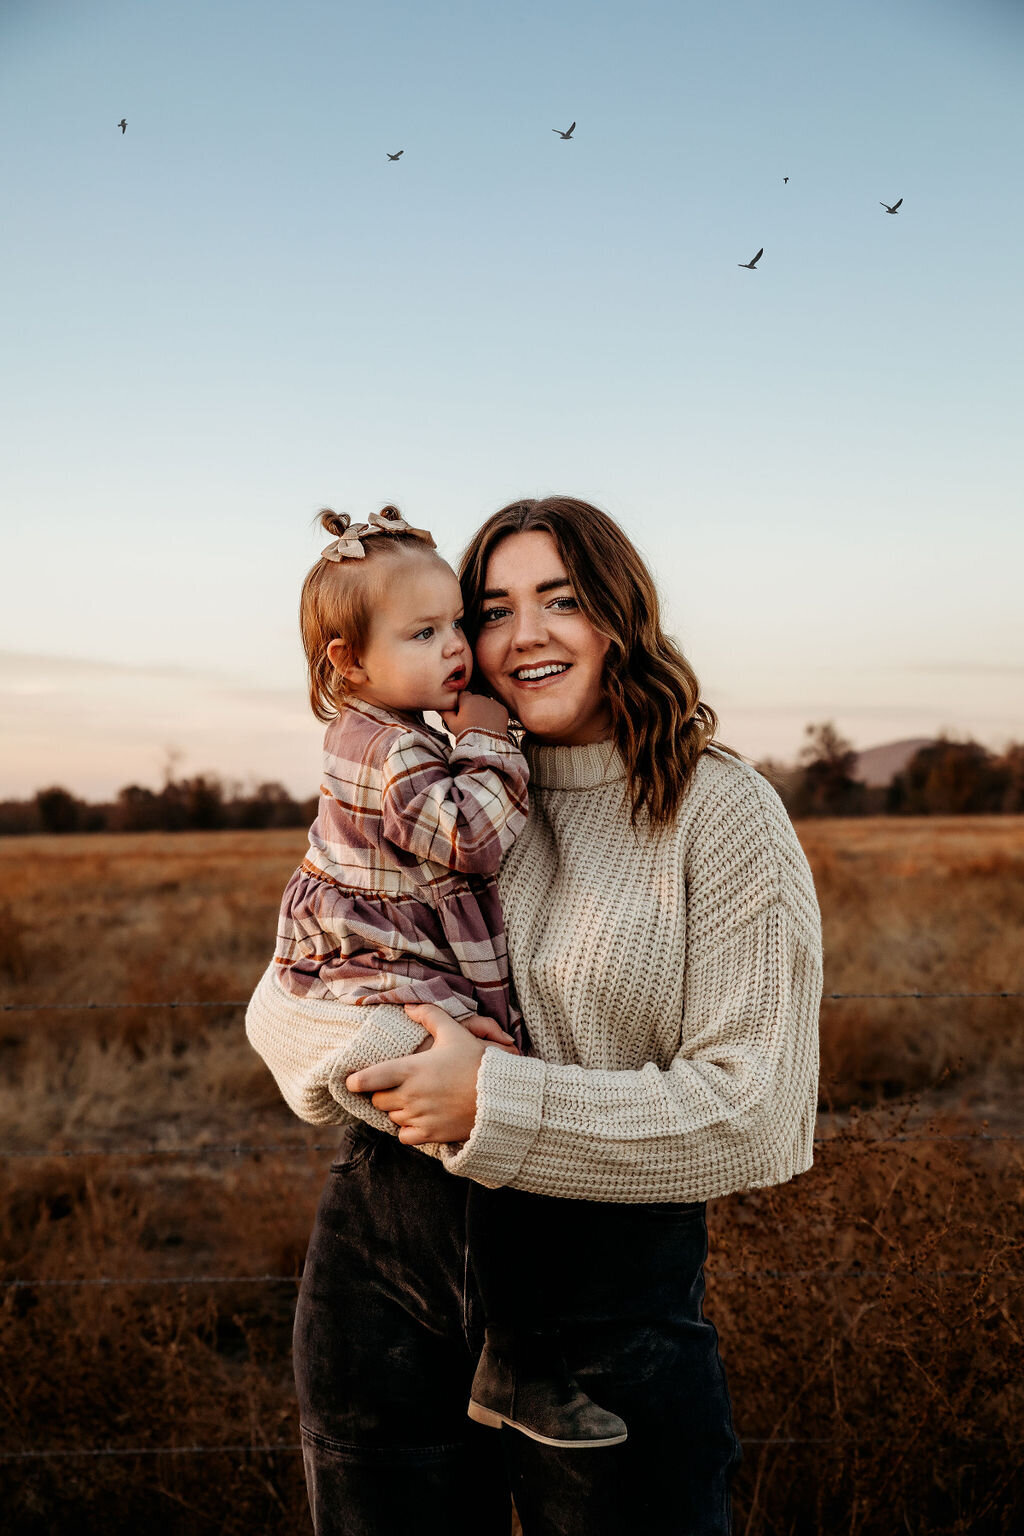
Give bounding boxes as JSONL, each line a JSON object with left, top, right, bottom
{"left": 523, "top": 735, "right": 627, "bottom": 790}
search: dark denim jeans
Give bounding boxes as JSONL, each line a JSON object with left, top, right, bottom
{"left": 294, "top": 1120, "right": 742, "bottom": 1536}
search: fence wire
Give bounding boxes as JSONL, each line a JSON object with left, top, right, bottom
{"left": 1, "top": 1129, "right": 1020, "bottom": 1162}
{"left": 1, "top": 1433, "right": 1016, "bottom": 1463}
{"left": 3, "top": 989, "right": 1022, "bottom": 1013}
{"left": 3, "top": 1267, "right": 1020, "bottom": 1291}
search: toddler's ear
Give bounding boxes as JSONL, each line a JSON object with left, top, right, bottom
{"left": 327, "top": 638, "right": 362, "bottom": 684}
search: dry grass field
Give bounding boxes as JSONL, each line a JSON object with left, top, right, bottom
{"left": 1, "top": 818, "right": 1022, "bottom": 1535}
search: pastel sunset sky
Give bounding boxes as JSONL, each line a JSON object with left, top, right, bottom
{"left": 2, "top": 0, "right": 1021, "bottom": 798}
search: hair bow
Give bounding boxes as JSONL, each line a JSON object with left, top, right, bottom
{"left": 321, "top": 507, "right": 437, "bottom": 563}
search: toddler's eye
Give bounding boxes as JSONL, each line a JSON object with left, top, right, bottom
{"left": 413, "top": 627, "right": 434, "bottom": 641}
{"left": 452, "top": 618, "right": 464, "bottom": 632}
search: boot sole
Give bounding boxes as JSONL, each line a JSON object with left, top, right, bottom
{"left": 467, "top": 1399, "right": 628, "bottom": 1448}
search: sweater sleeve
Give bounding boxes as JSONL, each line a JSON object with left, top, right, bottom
{"left": 245, "top": 962, "right": 446, "bottom": 1149}
{"left": 379, "top": 727, "right": 529, "bottom": 875}
{"left": 438, "top": 775, "right": 823, "bottom": 1203}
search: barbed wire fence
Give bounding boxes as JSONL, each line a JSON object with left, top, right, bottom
{"left": 6, "top": 989, "right": 1023, "bottom": 1011}
{"left": 2, "top": 1434, "right": 1013, "bottom": 1463}
{"left": 3, "top": 988, "right": 1021, "bottom": 1465}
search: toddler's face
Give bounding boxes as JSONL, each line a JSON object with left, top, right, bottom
{"left": 344, "top": 556, "right": 472, "bottom": 716}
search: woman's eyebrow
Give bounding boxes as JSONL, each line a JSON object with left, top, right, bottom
{"left": 482, "top": 577, "right": 572, "bottom": 599}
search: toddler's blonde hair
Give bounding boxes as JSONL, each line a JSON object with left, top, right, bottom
{"left": 301, "top": 506, "right": 442, "bottom": 722}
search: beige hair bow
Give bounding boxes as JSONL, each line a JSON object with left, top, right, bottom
{"left": 321, "top": 508, "right": 437, "bottom": 563}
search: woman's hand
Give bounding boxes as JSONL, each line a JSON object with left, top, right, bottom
{"left": 345, "top": 1004, "right": 509, "bottom": 1145}
{"left": 411, "top": 1008, "right": 517, "bottom": 1055}
{"left": 462, "top": 1013, "right": 518, "bottom": 1048}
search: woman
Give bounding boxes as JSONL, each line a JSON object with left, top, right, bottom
{"left": 246, "top": 495, "right": 822, "bottom": 1536}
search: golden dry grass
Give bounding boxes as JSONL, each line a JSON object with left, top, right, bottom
{"left": 1, "top": 820, "right": 1022, "bottom": 1534}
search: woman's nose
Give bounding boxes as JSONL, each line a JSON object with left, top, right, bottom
{"left": 511, "top": 606, "right": 547, "bottom": 650}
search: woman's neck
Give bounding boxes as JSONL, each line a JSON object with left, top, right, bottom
{"left": 523, "top": 736, "right": 626, "bottom": 790}
{"left": 522, "top": 705, "right": 614, "bottom": 750}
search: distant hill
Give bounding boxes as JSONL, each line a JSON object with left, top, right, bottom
{"left": 850, "top": 738, "right": 937, "bottom": 788}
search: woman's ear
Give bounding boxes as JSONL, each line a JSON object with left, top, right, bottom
{"left": 327, "top": 638, "right": 367, "bottom": 688}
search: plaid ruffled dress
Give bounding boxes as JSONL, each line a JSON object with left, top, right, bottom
{"left": 274, "top": 699, "right": 530, "bottom": 1044}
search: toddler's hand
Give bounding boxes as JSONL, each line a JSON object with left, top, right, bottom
{"left": 439, "top": 690, "right": 511, "bottom": 739}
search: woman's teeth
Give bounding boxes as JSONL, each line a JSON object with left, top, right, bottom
{"left": 514, "top": 663, "right": 569, "bottom": 681}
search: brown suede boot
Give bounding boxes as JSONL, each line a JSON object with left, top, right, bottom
{"left": 467, "top": 1326, "right": 628, "bottom": 1449}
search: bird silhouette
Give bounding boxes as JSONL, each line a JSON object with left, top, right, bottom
{"left": 738, "top": 247, "right": 764, "bottom": 270}
{"left": 552, "top": 121, "right": 576, "bottom": 139}
{"left": 783, "top": 176, "right": 789, "bottom": 184}
{"left": 387, "top": 150, "right": 404, "bottom": 161}
{"left": 117, "top": 118, "right": 127, "bottom": 134}
{"left": 880, "top": 197, "right": 903, "bottom": 214}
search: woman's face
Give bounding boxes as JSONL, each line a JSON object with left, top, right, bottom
{"left": 473, "top": 530, "right": 612, "bottom": 745}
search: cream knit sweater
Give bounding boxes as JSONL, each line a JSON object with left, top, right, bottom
{"left": 246, "top": 740, "right": 822, "bottom": 1204}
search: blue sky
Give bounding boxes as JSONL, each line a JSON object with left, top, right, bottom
{"left": 2, "top": 0, "right": 1021, "bottom": 797}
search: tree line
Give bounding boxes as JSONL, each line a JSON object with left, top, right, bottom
{"left": 762, "top": 725, "right": 1024, "bottom": 817}
{"left": 0, "top": 775, "right": 318, "bottom": 836}
{"left": 1, "top": 726, "right": 1022, "bottom": 834}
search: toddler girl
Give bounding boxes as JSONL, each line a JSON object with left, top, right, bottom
{"left": 271, "top": 505, "right": 627, "bottom": 1450}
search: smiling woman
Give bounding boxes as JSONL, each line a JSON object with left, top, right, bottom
{"left": 471, "top": 530, "right": 613, "bottom": 746}
{"left": 461, "top": 495, "right": 730, "bottom": 823}
{"left": 247, "top": 494, "right": 823, "bottom": 1536}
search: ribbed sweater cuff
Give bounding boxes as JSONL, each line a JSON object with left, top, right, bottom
{"left": 326, "top": 1011, "right": 427, "bottom": 1097}
{"left": 440, "top": 1047, "right": 546, "bottom": 1186}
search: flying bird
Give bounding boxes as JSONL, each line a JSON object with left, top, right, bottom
{"left": 783, "top": 176, "right": 789, "bottom": 184}
{"left": 880, "top": 197, "right": 903, "bottom": 214}
{"left": 117, "top": 118, "right": 127, "bottom": 134}
{"left": 552, "top": 121, "right": 576, "bottom": 139}
{"left": 738, "top": 247, "right": 764, "bottom": 270}
{"left": 387, "top": 150, "right": 404, "bottom": 161}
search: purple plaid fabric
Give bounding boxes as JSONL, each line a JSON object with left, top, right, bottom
{"left": 274, "top": 699, "right": 529, "bottom": 1041}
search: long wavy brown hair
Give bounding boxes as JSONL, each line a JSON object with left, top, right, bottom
{"left": 459, "top": 496, "right": 741, "bottom": 826}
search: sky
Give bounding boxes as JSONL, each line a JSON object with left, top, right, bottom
{"left": 2, "top": 0, "right": 1022, "bottom": 799}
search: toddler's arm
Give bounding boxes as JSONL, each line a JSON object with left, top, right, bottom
{"left": 379, "top": 707, "right": 529, "bottom": 876}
